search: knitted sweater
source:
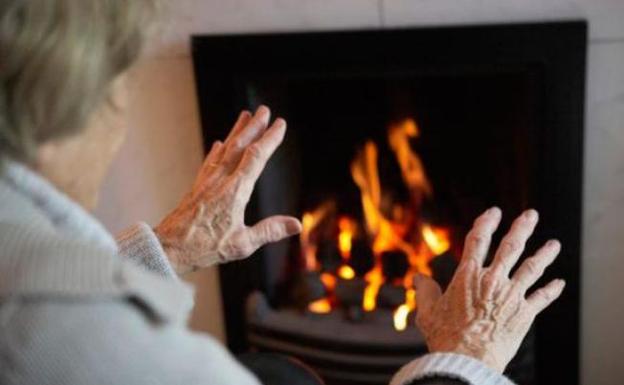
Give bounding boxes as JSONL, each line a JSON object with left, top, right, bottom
{"left": 0, "top": 159, "right": 513, "bottom": 385}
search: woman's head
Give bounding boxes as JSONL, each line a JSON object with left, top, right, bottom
{"left": 0, "top": 0, "right": 158, "bottom": 207}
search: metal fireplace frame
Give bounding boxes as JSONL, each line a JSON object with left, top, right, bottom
{"left": 192, "top": 21, "right": 587, "bottom": 385}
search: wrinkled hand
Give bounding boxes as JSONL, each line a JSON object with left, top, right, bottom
{"left": 155, "top": 106, "right": 302, "bottom": 275}
{"left": 414, "top": 208, "right": 565, "bottom": 373}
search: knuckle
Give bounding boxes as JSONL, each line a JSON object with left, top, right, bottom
{"left": 242, "top": 244, "right": 256, "bottom": 257}
{"left": 482, "top": 271, "right": 498, "bottom": 290}
{"left": 262, "top": 223, "right": 277, "bottom": 242}
{"left": 475, "top": 211, "right": 491, "bottom": 224}
{"left": 524, "top": 258, "right": 540, "bottom": 276}
{"left": 228, "top": 176, "right": 245, "bottom": 193}
{"left": 483, "top": 271, "right": 496, "bottom": 285}
{"left": 233, "top": 138, "right": 245, "bottom": 150}
{"left": 239, "top": 234, "right": 257, "bottom": 256}
{"left": 502, "top": 238, "right": 521, "bottom": 253}
{"left": 246, "top": 143, "right": 263, "bottom": 161}
{"left": 539, "top": 289, "right": 553, "bottom": 302}
{"left": 467, "top": 231, "right": 485, "bottom": 247}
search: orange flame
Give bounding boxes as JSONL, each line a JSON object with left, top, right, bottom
{"left": 388, "top": 118, "right": 432, "bottom": 198}
{"left": 393, "top": 288, "right": 417, "bottom": 331}
{"left": 304, "top": 117, "right": 452, "bottom": 324}
{"left": 320, "top": 272, "right": 337, "bottom": 291}
{"left": 308, "top": 298, "right": 332, "bottom": 314}
{"left": 422, "top": 224, "right": 451, "bottom": 256}
{"left": 300, "top": 202, "right": 333, "bottom": 271}
{"left": 338, "top": 265, "right": 355, "bottom": 280}
{"left": 363, "top": 265, "right": 384, "bottom": 311}
{"left": 351, "top": 141, "right": 383, "bottom": 237}
{"left": 337, "top": 216, "right": 356, "bottom": 259}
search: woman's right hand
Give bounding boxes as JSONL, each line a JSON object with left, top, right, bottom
{"left": 414, "top": 208, "right": 565, "bottom": 373}
{"left": 154, "top": 106, "right": 302, "bottom": 274}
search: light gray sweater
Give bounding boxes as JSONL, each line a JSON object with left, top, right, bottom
{"left": 0, "top": 159, "right": 513, "bottom": 385}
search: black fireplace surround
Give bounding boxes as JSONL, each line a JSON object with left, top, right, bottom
{"left": 192, "top": 21, "right": 586, "bottom": 385}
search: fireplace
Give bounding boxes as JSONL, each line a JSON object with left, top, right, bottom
{"left": 192, "top": 21, "right": 586, "bottom": 385}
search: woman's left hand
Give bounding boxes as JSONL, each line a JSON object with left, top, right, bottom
{"left": 154, "top": 106, "right": 302, "bottom": 274}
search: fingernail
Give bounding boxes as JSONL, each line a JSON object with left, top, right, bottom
{"left": 557, "top": 279, "right": 566, "bottom": 289}
{"left": 275, "top": 118, "right": 287, "bottom": 129}
{"left": 256, "top": 105, "right": 270, "bottom": 116}
{"left": 285, "top": 219, "right": 302, "bottom": 235}
{"left": 524, "top": 209, "right": 538, "bottom": 221}
{"left": 487, "top": 206, "right": 501, "bottom": 216}
{"left": 547, "top": 239, "right": 561, "bottom": 248}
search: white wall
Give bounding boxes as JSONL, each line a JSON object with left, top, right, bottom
{"left": 94, "top": 1, "right": 624, "bottom": 384}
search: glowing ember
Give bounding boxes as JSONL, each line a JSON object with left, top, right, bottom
{"left": 393, "top": 305, "right": 411, "bottom": 331}
{"left": 338, "top": 265, "right": 356, "bottom": 280}
{"left": 363, "top": 266, "right": 384, "bottom": 311}
{"left": 337, "top": 216, "right": 356, "bottom": 259}
{"left": 320, "top": 272, "right": 337, "bottom": 291}
{"left": 422, "top": 224, "right": 451, "bottom": 256}
{"left": 308, "top": 298, "right": 332, "bottom": 314}
{"left": 393, "top": 288, "right": 417, "bottom": 331}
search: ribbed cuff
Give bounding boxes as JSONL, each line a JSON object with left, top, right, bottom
{"left": 390, "top": 353, "right": 515, "bottom": 385}
{"left": 116, "top": 222, "right": 178, "bottom": 279}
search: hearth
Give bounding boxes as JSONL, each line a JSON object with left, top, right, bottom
{"left": 192, "top": 21, "right": 586, "bottom": 385}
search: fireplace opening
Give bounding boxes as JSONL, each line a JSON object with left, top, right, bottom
{"left": 192, "top": 21, "right": 586, "bottom": 385}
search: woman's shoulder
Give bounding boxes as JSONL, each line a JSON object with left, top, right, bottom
{"left": 0, "top": 291, "right": 258, "bottom": 385}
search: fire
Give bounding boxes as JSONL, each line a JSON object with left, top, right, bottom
{"left": 422, "top": 224, "right": 451, "bottom": 256}
{"left": 393, "top": 288, "right": 417, "bottom": 331}
{"left": 363, "top": 266, "right": 384, "bottom": 311}
{"left": 388, "top": 118, "right": 432, "bottom": 198}
{"left": 308, "top": 298, "right": 332, "bottom": 314}
{"left": 351, "top": 136, "right": 435, "bottom": 312}
{"left": 351, "top": 141, "right": 383, "bottom": 236}
{"left": 338, "top": 265, "right": 355, "bottom": 280}
{"left": 320, "top": 272, "right": 337, "bottom": 291}
{"left": 301, "top": 117, "right": 452, "bottom": 331}
{"left": 300, "top": 202, "right": 333, "bottom": 271}
{"left": 337, "top": 217, "right": 356, "bottom": 259}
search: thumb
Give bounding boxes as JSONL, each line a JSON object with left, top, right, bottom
{"left": 414, "top": 274, "right": 442, "bottom": 317}
{"left": 245, "top": 215, "right": 302, "bottom": 252}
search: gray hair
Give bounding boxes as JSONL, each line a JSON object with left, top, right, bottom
{"left": 0, "top": 0, "right": 158, "bottom": 163}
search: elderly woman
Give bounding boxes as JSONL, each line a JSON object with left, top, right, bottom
{"left": 0, "top": 2, "right": 565, "bottom": 385}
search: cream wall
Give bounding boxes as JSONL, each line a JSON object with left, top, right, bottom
{"left": 94, "top": 1, "right": 624, "bottom": 384}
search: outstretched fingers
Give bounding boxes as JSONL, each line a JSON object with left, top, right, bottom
{"left": 489, "top": 209, "right": 539, "bottom": 279}
{"left": 221, "top": 106, "right": 271, "bottom": 169}
{"left": 511, "top": 239, "right": 561, "bottom": 294}
{"left": 239, "top": 215, "right": 302, "bottom": 257}
{"left": 194, "top": 110, "right": 254, "bottom": 191}
{"left": 193, "top": 140, "right": 224, "bottom": 193}
{"left": 233, "top": 117, "right": 287, "bottom": 199}
{"left": 526, "top": 279, "right": 566, "bottom": 315}
{"left": 223, "top": 110, "right": 253, "bottom": 146}
{"left": 459, "top": 207, "right": 502, "bottom": 269}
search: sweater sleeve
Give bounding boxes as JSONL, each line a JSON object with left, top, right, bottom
{"left": 116, "top": 222, "right": 178, "bottom": 279}
{"left": 390, "top": 353, "right": 515, "bottom": 385}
